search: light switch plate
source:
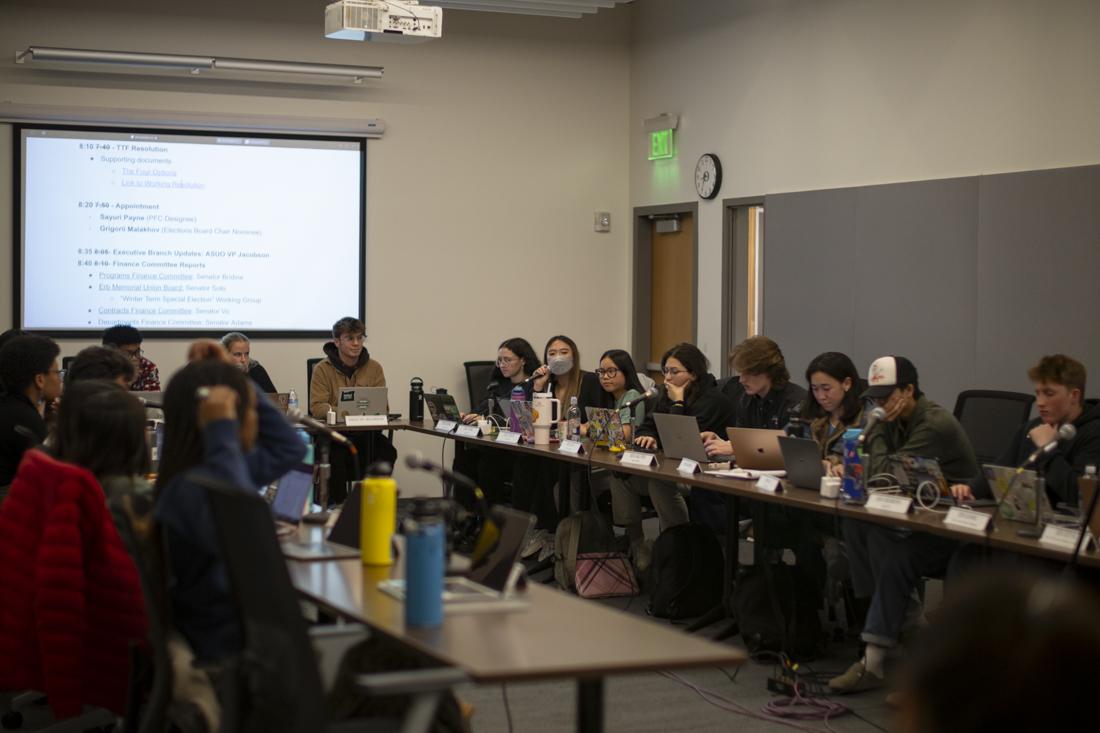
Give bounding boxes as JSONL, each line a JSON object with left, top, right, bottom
{"left": 594, "top": 211, "right": 610, "bottom": 232}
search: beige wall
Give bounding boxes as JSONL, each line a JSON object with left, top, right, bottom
{"left": 629, "top": 0, "right": 1100, "bottom": 366}
{"left": 0, "top": 0, "right": 631, "bottom": 493}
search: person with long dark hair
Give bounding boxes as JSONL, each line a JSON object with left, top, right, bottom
{"left": 517, "top": 335, "right": 608, "bottom": 559}
{"left": 154, "top": 342, "right": 305, "bottom": 663}
{"left": 616, "top": 343, "right": 734, "bottom": 569}
{"left": 452, "top": 337, "right": 540, "bottom": 509}
{"left": 801, "top": 351, "right": 865, "bottom": 474}
{"left": 594, "top": 349, "right": 647, "bottom": 443}
{"left": 54, "top": 379, "right": 151, "bottom": 499}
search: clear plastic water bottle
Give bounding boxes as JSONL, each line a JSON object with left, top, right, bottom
{"left": 509, "top": 385, "right": 525, "bottom": 433}
{"left": 566, "top": 396, "right": 581, "bottom": 442}
{"left": 287, "top": 388, "right": 299, "bottom": 413}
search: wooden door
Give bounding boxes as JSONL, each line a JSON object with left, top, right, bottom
{"left": 648, "top": 213, "right": 694, "bottom": 382}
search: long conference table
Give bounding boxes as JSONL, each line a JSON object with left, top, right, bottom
{"left": 288, "top": 417, "right": 1098, "bottom": 732}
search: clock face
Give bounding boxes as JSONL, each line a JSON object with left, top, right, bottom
{"left": 695, "top": 153, "right": 722, "bottom": 200}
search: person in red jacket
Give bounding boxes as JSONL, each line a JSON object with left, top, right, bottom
{"left": 0, "top": 378, "right": 152, "bottom": 719}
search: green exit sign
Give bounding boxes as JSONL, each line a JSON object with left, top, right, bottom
{"left": 649, "top": 129, "right": 675, "bottom": 160}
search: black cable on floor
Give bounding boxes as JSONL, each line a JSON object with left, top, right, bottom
{"left": 501, "top": 683, "right": 514, "bottom": 733}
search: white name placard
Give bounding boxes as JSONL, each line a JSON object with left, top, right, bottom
{"left": 677, "top": 458, "right": 701, "bottom": 475}
{"left": 434, "top": 419, "right": 458, "bottom": 434}
{"left": 455, "top": 424, "right": 481, "bottom": 438}
{"left": 496, "top": 430, "right": 522, "bottom": 445}
{"left": 943, "top": 507, "right": 991, "bottom": 533}
{"left": 620, "top": 451, "right": 656, "bottom": 467}
{"left": 1039, "top": 524, "right": 1082, "bottom": 552}
{"left": 755, "top": 474, "right": 782, "bottom": 494}
{"left": 865, "top": 493, "right": 913, "bottom": 515}
{"left": 346, "top": 414, "right": 387, "bottom": 427}
{"left": 559, "top": 439, "right": 585, "bottom": 455}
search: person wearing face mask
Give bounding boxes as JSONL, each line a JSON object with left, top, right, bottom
{"left": 517, "top": 335, "right": 609, "bottom": 560}
{"left": 529, "top": 334, "right": 605, "bottom": 414}
{"left": 451, "top": 338, "right": 539, "bottom": 509}
{"left": 620, "top": 343, "right": 735, "bottom": 569}
{"left": 220, "top": 332, "right": 277, "bottom": 394}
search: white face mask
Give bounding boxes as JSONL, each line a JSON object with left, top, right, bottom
{"left": 548, "top": 356, "right": 574, "bottom": 376}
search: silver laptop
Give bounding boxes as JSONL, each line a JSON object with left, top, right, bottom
{"left": 778, "top": 436, "right": 825, "bottom": 489}
{"left": 337, "top": 386, "right": 388, "bottom": 421}
{"left": 653, "top": 413, "right": 711, "bottom": 462}
{"left": 984, "top": 464, "right": 1055, "bottom": 523}
{"left": 727, "top": 427, "right": 786, "bottom": 470}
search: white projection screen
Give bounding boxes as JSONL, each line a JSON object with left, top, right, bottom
{"left": 15, "top": 125, "right": 365, "bottom": 337}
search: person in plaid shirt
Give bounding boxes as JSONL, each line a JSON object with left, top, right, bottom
{"left": 101, "top": 325, "right": 160, "bottom": 392}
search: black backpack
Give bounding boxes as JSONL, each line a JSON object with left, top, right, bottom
{"left": 646, "top": 523, "right": 724, "bottom": 620}
{"left": 731, "top": 562, "right": 822, "bottom": 661}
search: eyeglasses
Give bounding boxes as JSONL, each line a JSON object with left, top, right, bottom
{"left": 662, "top": 367, "right": 685, "bottom": 377}
{"left": 496, "top": 356, "right": 518, "bottom": 366}
{"left": 595, "top": 367, "right": 620, "bottom": 379}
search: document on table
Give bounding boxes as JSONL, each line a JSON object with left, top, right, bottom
{"left": 704, "top": 468, "right": 787, "bottom": 479}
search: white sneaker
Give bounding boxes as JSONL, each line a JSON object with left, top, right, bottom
{"left": 521, "top": 528, "right": 548, "bottom": 559}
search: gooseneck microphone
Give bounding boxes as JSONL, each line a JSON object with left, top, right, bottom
{"left": 857, "top": 406, "right": 888, "bottom": 447}
{"left": 625, "top": 386, "right": 659, "bottom": 411}
{"left": 1023, "top": 423, "right": 1077, "bottom": 467}
{"left": 287, "top": 407, "right": 353, "bottom": 448}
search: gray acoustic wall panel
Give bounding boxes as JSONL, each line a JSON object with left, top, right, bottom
{"left": 975, "top": 164, "right": 1100, "bottom": 394}
{"left": 849, "top": 177, "right": 979, "bottom": 406}
{"left": 761, "top": 187, "right": 858, "bottom": 384}
{"left": 758, "top": 164, "right": 1100, "bottom": 411}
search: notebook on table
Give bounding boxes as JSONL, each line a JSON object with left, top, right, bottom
{"left": 378, "top": 507, "right": 535, "bottom": 613}
{"left": 337, "top": 387, "right": 388, "bottom": 421}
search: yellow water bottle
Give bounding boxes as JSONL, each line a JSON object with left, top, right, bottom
{"left": 360, "top": 463, "right": 397, "bottom": 566}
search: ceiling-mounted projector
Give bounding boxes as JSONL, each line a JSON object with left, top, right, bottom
{"left": 325, "top": 0, "right": 443, "bottom": 42}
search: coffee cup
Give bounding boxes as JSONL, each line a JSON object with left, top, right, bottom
{"left": 533, "top": 424, "right": 551, "bottom": 446}
{"left": 820, "top": 475, "right": 841, "bottom": 499}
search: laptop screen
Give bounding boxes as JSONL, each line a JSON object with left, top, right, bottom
{"left": 468, "top": 507, "right": 534, "bottom": 592}
{"left": 270, "top": 468, "right": 314, "bottom": 523}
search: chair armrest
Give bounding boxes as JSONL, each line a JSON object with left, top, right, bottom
{"left": 355, "top": 668, "right": 467, "bottom": 697}
{"left": 309, "top": 624, "right": 371, "bottom": 692}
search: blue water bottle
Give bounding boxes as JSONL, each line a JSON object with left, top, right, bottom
{"left": 509, "top": 384, "right": 525, "bottom": 434}
{"left": 403, "top": 499, "right": 445, "bottom": 627}
{"left": 841, "top": 428, "right": 865, "bottom": 502}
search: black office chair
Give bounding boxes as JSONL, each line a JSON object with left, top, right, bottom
{"left": 61, "top": 355, "right": 75, "bottom": 372}
{"left": 953, "top": 390, "right": 1035, "bottom": 465}
{"left": 1086, "top": 397, "right": 1099, "bottom": 410}
{"left": 110, "top": 496, "right": 174, "bottom": 733}
{"left": 463, "top": 360, "right": 496, "bottom": 412}
{"left": 306, "top": 357, "right": 323, "bottom": 408}
{"left": 201, "top": 477, "right": 464, "bottom": 733}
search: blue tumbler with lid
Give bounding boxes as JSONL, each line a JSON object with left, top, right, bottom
{"left": 403, "top": 499, "right": 445, "bottom": 627}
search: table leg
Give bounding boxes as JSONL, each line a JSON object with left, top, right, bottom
{"left": 577, "top": 677, "right": 604, "bottom": 733}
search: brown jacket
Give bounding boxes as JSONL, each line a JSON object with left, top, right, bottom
{"left": 309, "top": 342, "right": 386, "bottom": 418}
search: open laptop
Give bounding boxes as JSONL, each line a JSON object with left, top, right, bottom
{"left": 379, "top": 507, "right": 535, "bottom": 613}
{"left": 778, "top": 436, "right": 826, "bottom": 489}
{"left": 281, "top": 481, "right": 362, "bottom": 561}
{"left": 270, "top": 467, "right": 315, "bottom": 524}
{"left": 984, "top": 464, "right": 1055, "bottom": 523}
{"left": 266, "top": 392, "right": 290, "bottom": 413}
{"left": 585, "top": 406, "right": 626, "bottom": 447}
{"left": 423, "top": 392, "right": 463, "bottom": 423}
{"left": 337, "top": 387, "right": 388, "bottom": 421}
{"left": 727, "top": 427, "right": 786, "bottom": 470}
{"left": 653, "top": 413, "right": 711, "bottom": 462}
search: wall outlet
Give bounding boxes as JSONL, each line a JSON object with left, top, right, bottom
{"left": 594, "top": 211, "right": 611, "bottom": 232}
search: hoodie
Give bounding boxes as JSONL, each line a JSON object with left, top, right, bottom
{"left": 637, "top": 373, "right": 736, "bottom": 443}
{"left": 308, "top": 342, "right": 386, "bottom": 419}
{"left": 969, "top": 402, "right": 1100, "bottom": 507}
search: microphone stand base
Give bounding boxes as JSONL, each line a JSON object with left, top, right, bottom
{"left": 302, "top": 510, "right": 333, "bottom": 524}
